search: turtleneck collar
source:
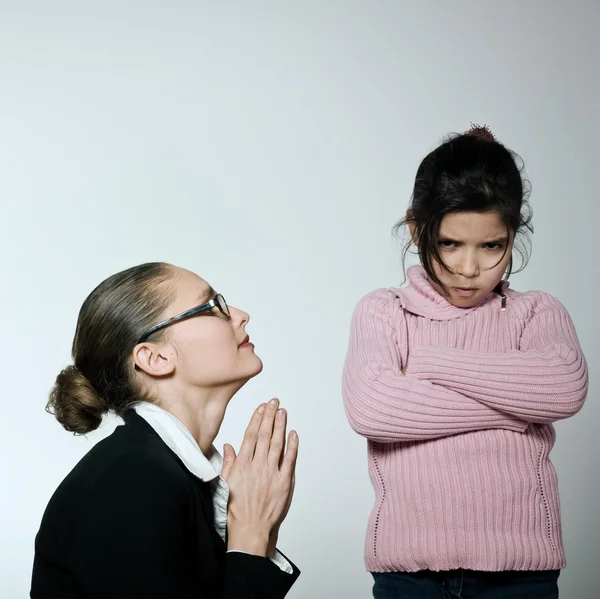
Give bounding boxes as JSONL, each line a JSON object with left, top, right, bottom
{"left": 394, "top": 265, "right": 509, "bottom": 321}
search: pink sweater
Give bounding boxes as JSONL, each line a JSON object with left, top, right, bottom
{"left": 342, "top": 266, "right": 588, "bottom": 573}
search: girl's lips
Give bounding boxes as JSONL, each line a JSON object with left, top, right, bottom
{"left": 454, "top": 287, "right": 478, "bottom": 297}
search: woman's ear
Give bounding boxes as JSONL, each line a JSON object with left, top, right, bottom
{"left": 132, "top": 342, "right": 176, "bottom": 377}
{"left": 406, "top": 210, "right": 419, "bottom": 246}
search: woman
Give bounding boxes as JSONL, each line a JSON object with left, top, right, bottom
{"left": 31, "top": 262, "right": 300, "bottom": 598}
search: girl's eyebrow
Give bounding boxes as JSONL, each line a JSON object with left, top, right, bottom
{"left": 438, "top": 235, "right": 509, "bottom": 243}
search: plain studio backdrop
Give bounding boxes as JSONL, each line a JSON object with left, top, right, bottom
{"left": 1, "top": 2, "right": 598, "bottom": 598}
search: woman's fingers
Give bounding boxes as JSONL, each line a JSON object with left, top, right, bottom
{"left": 221, "top": 443, "right": 237, "bottom": 480}
{"left": 268, "top": 408, "right": 287, "bottom": 465}
{"left": 237, "top": 403, "right": 267, "bottom": 461}
{"left": 225, "top": 407, "right": 298, "bottom": 548}
{"left": 281, "top": 430, "right": 299, "bottom": 477}
{"left": 254, "top": 398, "right": 279, "bottom": 461}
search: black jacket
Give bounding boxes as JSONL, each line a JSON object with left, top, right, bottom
{"left": 31, "top": 410, "right": 300, "bottom": 598}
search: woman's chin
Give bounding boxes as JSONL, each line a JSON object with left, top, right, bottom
{"left": 249, "top": 356, "right": 264, "bottom": 378}
{"left": 236, "top": 355, "right": 264, "bottom": 383}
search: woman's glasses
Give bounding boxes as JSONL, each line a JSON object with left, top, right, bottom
{"left": 137, "top": 293, "right": 230, "bottom": 344}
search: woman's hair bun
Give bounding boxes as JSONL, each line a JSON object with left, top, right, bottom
{"left": 47, "top": 365, "right": 107, "bottom": 435}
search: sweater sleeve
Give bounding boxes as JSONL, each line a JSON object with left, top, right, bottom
{"left": 407, "top": 294, "right": 588, "bottom": 423}
{"left": 342, "top": 290, "right": 528, "bottom": 442}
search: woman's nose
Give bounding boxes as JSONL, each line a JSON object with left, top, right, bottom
{"left": 229, "top": 306, "right": 250, "bottom": 327}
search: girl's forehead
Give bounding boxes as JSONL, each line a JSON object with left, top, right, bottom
{"left": 439, "top": 211, "right": 507, "bottom": 236}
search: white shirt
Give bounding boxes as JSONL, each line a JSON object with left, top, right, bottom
{"left": 133, "top": 402, "right": 293, "bottom": 574}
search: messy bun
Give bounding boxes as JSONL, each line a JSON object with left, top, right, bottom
{"left": 47, "top": 365, "right": 107, "bottom": 435}
{"left": 47, "top": 262, "right": 176, "bottom": 435}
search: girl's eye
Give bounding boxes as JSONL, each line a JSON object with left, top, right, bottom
{"left": 439, "top": 240, "right": 455, "bottom": 248}
{"left": 485, "top": 243, "right": 503, "bottom": 250}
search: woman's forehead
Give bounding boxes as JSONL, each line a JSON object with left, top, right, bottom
{"left": 172, "top": 267, "right": 213, "bottom": 304}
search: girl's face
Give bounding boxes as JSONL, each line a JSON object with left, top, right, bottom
{"left": 426, "top": 210, "right": 514, "bottom": 308}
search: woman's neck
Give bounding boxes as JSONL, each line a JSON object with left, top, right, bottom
{"left": 157, "top": 384, "right": 240, "bottom": 454}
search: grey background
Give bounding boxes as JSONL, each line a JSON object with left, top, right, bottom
{"left": 0, "top": 2, "right": 598, "bottom": 598}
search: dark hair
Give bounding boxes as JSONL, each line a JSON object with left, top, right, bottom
{"left": 394, "top": 128, "right": 533, "bottom": 289}
{"left": 46, "top": 262, "right": 176, "bottom": 435}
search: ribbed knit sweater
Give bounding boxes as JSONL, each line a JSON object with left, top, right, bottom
{"left": 342, "top": 266, "right": 588, "bottom": 573}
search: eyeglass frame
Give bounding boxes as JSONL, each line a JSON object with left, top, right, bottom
{"left": 136, "top": 293, "right": 230, "bottom": 344}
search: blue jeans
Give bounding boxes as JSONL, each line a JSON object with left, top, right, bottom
{"left": 372, "top": 569, "right": 560, "bottom": 598}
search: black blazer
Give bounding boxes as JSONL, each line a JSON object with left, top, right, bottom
{"left": 31, "top": 410, "right": 300, "bottom": 599}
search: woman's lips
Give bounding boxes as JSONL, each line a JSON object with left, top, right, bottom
{"left": 238, "top": 335, "right": 254, "bottom": 348}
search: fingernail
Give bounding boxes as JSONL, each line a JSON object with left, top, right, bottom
{"left": 277, "top": 409, "right": 285, "bottom": 420}
{"left": 258, "top": 404, "right": 266, "bottom": 414}
{"left": 269, "top": 398, "right": 278, "bottom": 408}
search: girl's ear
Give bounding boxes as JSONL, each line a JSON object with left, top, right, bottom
{"left": 407, "top": 210, "right": 419, "bottom": 246}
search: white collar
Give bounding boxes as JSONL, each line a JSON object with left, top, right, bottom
{"left": 133, "top": 402, "right": 223, "bottom": 483}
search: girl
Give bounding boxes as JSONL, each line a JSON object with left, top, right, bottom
{"left": 31, "top": 262, "right": 300, "bottom": 598}
{"left": 342, "top": 126, "right": 588, "bottom": 599}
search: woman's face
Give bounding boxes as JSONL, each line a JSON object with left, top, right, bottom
{"left": 150, "top": 267, "right": 263, "bottom": 390}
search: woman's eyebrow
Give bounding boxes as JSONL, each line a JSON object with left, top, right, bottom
{"left": 198, "top": 286, "right": 217, "bottom": 303}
